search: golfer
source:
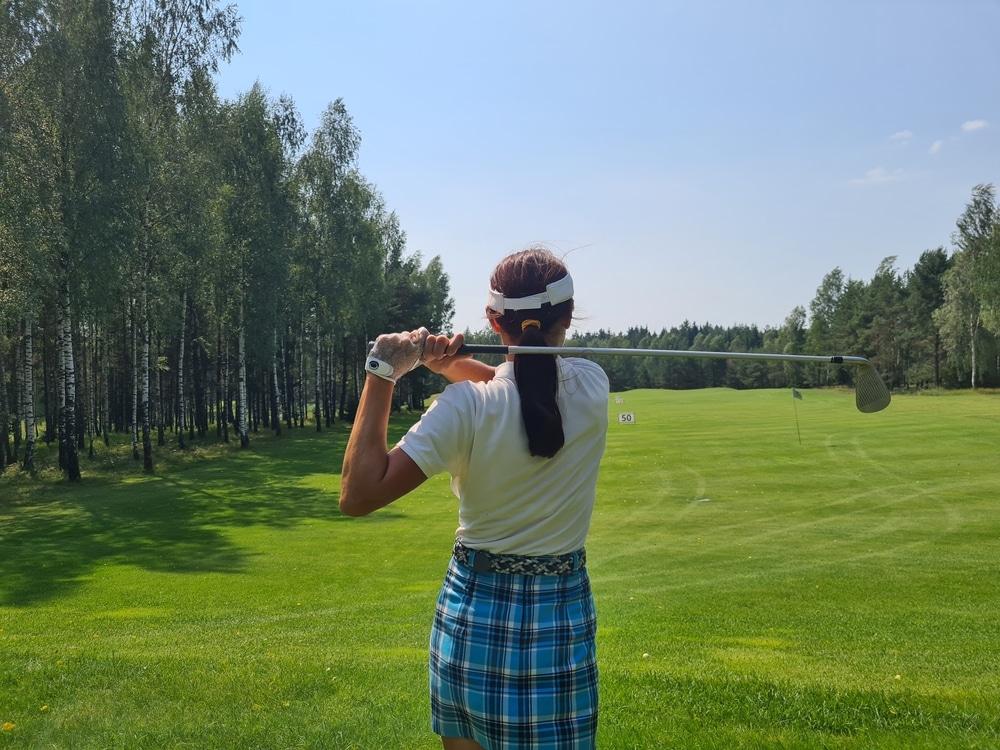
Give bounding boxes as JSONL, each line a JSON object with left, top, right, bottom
{"left": 340, "top": 247, "right": 609, "bottom": 750}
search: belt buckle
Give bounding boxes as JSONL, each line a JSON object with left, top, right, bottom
{"left": 472, "top": 550, "right": 493, "bottom": 573}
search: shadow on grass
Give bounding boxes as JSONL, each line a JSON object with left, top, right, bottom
{"left": 0, "top": 420, "right": 415, "bottom": 607}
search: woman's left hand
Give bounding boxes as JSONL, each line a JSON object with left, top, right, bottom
{"left": 367, "top": 328, "right": 430, "bottom": 383}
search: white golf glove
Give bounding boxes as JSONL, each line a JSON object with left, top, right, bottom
{"left": 365, "top": 328, "right": 430, "bottom": 383}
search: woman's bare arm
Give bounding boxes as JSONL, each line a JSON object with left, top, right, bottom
{"left": 339, "top": 375, "right": 427, "bottom": 517}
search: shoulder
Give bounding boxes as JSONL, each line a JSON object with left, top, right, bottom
{"left": 428, "top": 379, "right": 479, "bottom": 412}
{"left": 559, "top": 357, "right": 610, "bottom": 387}
{"left": 426, "top": 374, "right": 510, "bottom": 417}
{"left": 563, "top": 356, "right": 606, "bottom": 373}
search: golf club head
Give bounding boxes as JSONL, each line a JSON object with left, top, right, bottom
{"left": 853, "top": 364, "right": 892, "bottom": 413}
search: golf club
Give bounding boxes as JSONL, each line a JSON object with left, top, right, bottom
{"left": 454, "top": 344, "right": 892, "bottom": 413}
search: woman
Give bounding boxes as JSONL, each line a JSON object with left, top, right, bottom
{"left": 340, "top": 247, "right": 610, "bottom": 750}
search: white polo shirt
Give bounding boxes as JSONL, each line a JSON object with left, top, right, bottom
{"left": 397, "top": 358, "right": 609, "bottom": 556}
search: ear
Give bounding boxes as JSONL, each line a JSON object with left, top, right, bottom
{"left": 487, "top": 314, "right": 502, "bottom": 334}
{"left": 559, "top": 300, "right": 575, "bottom": 331}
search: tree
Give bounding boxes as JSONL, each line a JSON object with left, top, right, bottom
{"left": 904, "top": 248, "right": 951, "bottom": 388}
{"left": 24, "top": 0, "right": 134, "bottom": 480}
{"left": 934, "top": 250, "right": 982, "bottom": 389}
{"left": 863, "top": 257, "right": 906, "bottom": 389}
{"left": 5, "top": 4, "right": 466, "bottom": 475}
{"left": 953, "top": 184, "right": 1000, "bottom": 334}
{"left": 294, "top": 99, "right": 388, "bottom": 425}
{"left": 167, "top": 69, "right": 230, "bottom": 448}
{"left": 119, "top": 0, "right": 240, "bottom": 468}
{"left": 0, "top": 2, "right": 52, "bottom": 472}
{"left": 383, "top": 251, "right": 455, "bottom": 408}
{"left": 776, "top": 305, "right": 807, "bottom": 385}
{"left": 806, "top": 268, "right": 844, "bottom": 386}
{"left": 216, "top": 84, "right": 297, "bottom": 446}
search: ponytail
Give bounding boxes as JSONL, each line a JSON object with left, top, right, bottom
{"left": 514, "top": 324, "right": 564, "bottom": 458}
{"left": 487, "top": 245, "right": 574, "bottom": 458}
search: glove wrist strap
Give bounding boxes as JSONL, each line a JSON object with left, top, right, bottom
{"left": 366, "top": 357, "right": 396, "bottom": 381}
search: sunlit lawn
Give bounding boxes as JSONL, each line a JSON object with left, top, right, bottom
{"left": 2, "top": 387, "right": 999, "bottom": 748}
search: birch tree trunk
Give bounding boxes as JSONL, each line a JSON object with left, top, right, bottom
{"left": 237, "top": 301, "right": 249, "bottom": 448}
{"left": 10, "top": 349, "right": 21, "bottom": 463}
{"left": 84, "top": 324, "right": 94, "bottom": 459}
{"left": 314, "top": 311, "right": 321, "bottom": 432}
{"left": 0, "top": 339, "right": 7, "bottom": 472}
{"left": 156, "top": 333, "right": 164, "bottom": 446}
{"left": 282, "top": 328, "right": 293, "bottom": 429}
{"left": 219, "top": 325, "right": 228, "bottom": 443}
{"left": 298, "top": 318, "right": 306, "bottom": 428}
{"left": 21, "top": 317, "right": 36, "bottom": 473}
{"left": 100, "top": 329, "right": 110, "bottom": 447}
{"left": 131, "top": 302, "right": 139, "bottom": 460}
{"left": 59, "top": 277, "right": 80, "bottom": 481}
{"left": 58, "top": 313, "right": 67, "bottom": 467}
{"left": 194, "top": 323, "right": 206, "bottom": 438}
{"left": 970, "top": 313, "right": 979, "bottom": 390}
{"left": 178, "top": 291, "right": 187, "bottom": 448}
{"left": 326, "top": 343, "right": 335, "bottom": 427}
{"left": 339, "top": 335, "right": 349, "bottom": 420}
{"left": 271, "top": 328, "right": 282, "bottom": 436}
{"left": 141, "top": 281, "right": 153, "bottom": 472}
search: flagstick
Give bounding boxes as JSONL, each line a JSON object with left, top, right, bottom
{"left": 791, "top": 389, "right": 802, "bottom": 445}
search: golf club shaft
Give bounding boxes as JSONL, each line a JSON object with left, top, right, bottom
{"left": 454, "top": 343, "right": 892, "bottom": 413}
{"left": 365, "top": 340, "right": 890, "bottom": 411}
{"left": 456, "top": 344, "right": 872, "bottom": 368}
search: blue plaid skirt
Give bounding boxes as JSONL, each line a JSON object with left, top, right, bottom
{"left": 430, "top": 555, "right": 598, "bottom": 749}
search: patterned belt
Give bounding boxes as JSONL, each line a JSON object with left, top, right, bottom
{"left": 452, "top": 541, "right": 586, "bottom": 576}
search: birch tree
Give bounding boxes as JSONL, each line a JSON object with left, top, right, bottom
{"left": 170, "top": 69, "right": 227, "bottom": 449}
{"left": 1, "top": 1, "right": 59, "bottom": 473}
{"left": 24, "top": 0, "right": 133, "bottom": 480}
{"left": 294, "top": 99, "right": 364, "bottom": 430}
{"left": 953, "top": 184, "right": 1000, "bottom": 334}
{"left": 934, "top": 250, "right": 982, "bottom": 389}
{"left": 20, "top": 318, "right": 37, "bottom": 472}
{"left": 805, "top": 268, "right": 844, "bottom": 386}
{"left": 120, "top": 0, "right": 240, "bottom": 468}
{"left": 215, "top": 85, "right": 296, "bottom": 447}
{"left": 863, "top": 257, "right": 906, "bottom": 388}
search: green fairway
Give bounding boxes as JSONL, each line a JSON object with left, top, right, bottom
{"left": 2, "top": 388, "right": 999, "bottom": 749}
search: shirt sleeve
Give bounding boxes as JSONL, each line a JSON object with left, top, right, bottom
{"left": 396, "top": 383, "right": 475, "bottom": 480}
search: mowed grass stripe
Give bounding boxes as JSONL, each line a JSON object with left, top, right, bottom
{"left": 2, "top": 388, "right": 999, "bottom": 748}
{"left": 593, "top": 388, "right": 999, "bottom": 748}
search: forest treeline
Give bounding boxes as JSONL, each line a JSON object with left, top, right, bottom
{"left": 462, "top": 184, "right": 1000, "bottom": 396}
{"left": 2, "top": 3, "right": 1000, "bottom": 482}
{"left": 1, "top": 1, "right": 454, "bottom": 479}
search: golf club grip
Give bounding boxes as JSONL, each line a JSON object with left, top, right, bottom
{"left": 456, "top": 344, "right": 509, "bottom": 355}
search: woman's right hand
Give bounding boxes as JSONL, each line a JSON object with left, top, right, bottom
{"left": 422, "top": 332, "right": 497, "bottom": 384}
{"left": 421, "top": 332, "right": 467, "bottom": 375}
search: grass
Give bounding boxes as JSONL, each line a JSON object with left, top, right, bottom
{"left": 2, "top": 387, "right": 999, "bottom": 748}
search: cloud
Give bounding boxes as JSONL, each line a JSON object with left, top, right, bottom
{"left": 852, "top": 167, "right": 903, "bottom": 185}
{"left": 889, "top": 130, "right": 913, "bottom": 142}
{"left": 929, "top": 140, "right": 943, "bottom": 155}
{"left": 962, "top": 119, "right": 988, "bottom": 133}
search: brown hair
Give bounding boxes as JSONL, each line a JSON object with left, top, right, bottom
{"left": 487, "top": 247, "right": 573, "bottom": 458}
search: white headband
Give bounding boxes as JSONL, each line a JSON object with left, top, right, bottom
{"left": 486, "top": 273, "right": 574, "bottom": 313}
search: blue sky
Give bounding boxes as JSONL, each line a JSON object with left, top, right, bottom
{"left": 214, "top": 1, "right": 999, "bottom": 337}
